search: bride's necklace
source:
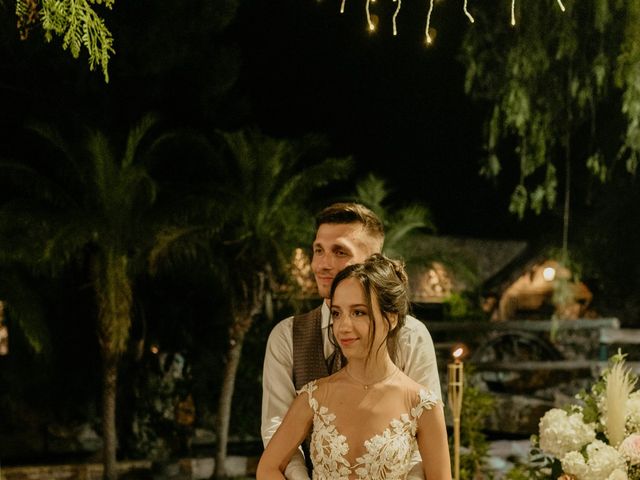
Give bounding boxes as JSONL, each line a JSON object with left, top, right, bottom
{"left": 345, "top": 365, "right": 399, "bottom": 390}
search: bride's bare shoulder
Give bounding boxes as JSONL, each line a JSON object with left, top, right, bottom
{"left": 396, "top": 370, "right": 438, "bottom": 398}
{"left": 315, "top": 369, "right": 349, "bottom": 391}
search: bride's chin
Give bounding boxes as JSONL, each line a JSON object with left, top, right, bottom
{"left": 341, "top": 351, "right": 365, "bottom": 362}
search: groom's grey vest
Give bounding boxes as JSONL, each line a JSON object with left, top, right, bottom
{"left": 291, "top": 306, "right": 343, "bottom": 474}
{"left": 292, "top": 306, "right": 343, "bottom": 390}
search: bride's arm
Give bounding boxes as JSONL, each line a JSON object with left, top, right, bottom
{"left": 417, "top": 404, "right": 452, "bottom": 480}
{"left": 257, "top": 391, "right": 314, "bottom": 480}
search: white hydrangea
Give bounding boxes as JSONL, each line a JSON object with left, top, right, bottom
{"left": 619, "top": 433, "right": 640, "bottom": 466}
{"left": 562, "top": 440, "right": 627, "bottom": 480}
{"left": 561, "top": 451, "right": 589, "bottom": 479}
{"left": 539, "top": 408, "right": 597, "bottom": 458}
{"left": 607, "top": 469, "right": 628, "bottom": 480}
{"left": 627, "top": 392, "right": 640, "bottom": 432}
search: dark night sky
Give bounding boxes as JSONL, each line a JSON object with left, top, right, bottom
{"left": 0, "top": 0, "right": 560, "bottom": 242}
{"left": 231, "top": 0, "right": 559, "bottom": 240}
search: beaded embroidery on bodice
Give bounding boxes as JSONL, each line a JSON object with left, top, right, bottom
{"left": 300, "top": 381, "right": 438, "bottom": 480}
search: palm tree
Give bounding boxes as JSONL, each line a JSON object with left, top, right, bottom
{"left": 354, "top": 173, "right": 435, "bottom": 260}
{"left": 0, "top": 266, "right": 51, "bottom": 355}
{"left": 355, "top": 173, "right": 484, "bottom": 299}
{"left": 149, "top": 128, "right": 352, "bottom": 478}
{"left": 0, "top": 115, "right": 166, "bottom": 480}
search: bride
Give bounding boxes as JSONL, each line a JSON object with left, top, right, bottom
{"left": 257, "top": 254, "right": 451, "bottom": 479}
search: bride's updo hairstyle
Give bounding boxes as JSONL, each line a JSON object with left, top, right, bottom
{"left": 329, "top": 253, "right": 410, "bottom": 362}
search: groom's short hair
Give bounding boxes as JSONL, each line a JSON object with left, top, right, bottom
{"left": 315, "top": 203, "right": 385, "bottom": 250}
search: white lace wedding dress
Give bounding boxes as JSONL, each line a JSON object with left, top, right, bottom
{"left": 299, "top": 374, "right": 439, "bottom": 480}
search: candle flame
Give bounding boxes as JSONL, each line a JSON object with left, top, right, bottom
{"left": 453, "top": 347, "right": 464, "bottom": 359}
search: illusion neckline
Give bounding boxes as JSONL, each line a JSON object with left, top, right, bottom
{"left": 344, "top": 365, "right": 399, "bottom": 390}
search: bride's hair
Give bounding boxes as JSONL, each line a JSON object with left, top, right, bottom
{"left": 329, "top": 253, "right": 410, "bottom": 364}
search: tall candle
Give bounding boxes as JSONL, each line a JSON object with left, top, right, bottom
{"left": 448, "top": 347, "right": 464, "bottom": 480}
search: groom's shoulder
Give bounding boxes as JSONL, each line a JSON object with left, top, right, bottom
{"left": 401, "top": 314, "right": 429, "bottom": 333}
{"left": 267, "top": 315, "right": 294, "bottom": 342}
{"left": 268, "top": 305, "right": 322, "bottom": 340}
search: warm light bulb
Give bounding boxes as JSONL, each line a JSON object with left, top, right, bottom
{"left": 367, "top": 13, "right": 379, "bottom": 32}
{"left": 543, "top": 267, "right": 556, "bottom": 282}
{"left": 366, "top": 0, "right": 375, "bottom": 32}
{"left": 425, "top": 0, "right": 434, "bottom": 42}
{"left": 451, "top": 343, "right": 467, "bottom": 360}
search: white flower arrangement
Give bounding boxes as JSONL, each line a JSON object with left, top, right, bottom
{"left": 511, "top": 352, "right": 640, "bottom": 480}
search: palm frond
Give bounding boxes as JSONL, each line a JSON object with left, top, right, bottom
{"left": 87, "top": 129, "right": 116, "bottom": 207}
{"left": 26, "top": 123, "right": 91, "bottom": 200}
{"left": 355, "top": 173, "right": 388, "bottom": 218}
{"left": 148, "top": 225, "right": 221, "bottom": 274}
{"left": 0, "top": 160, "right": 76, "bottom": 209}
{"left": 219, "top": 129, "right": 253, "bottom": 183}
{"left": 122, "top": 114, "right": 160, "bottom": 168}
{"left": 0, "top": 270, "right": 51, "bottom": 354}
{"left": 385, "top": 205, "right": 435, "bottom": 250}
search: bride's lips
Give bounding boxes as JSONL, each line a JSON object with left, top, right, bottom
{"left": 339, "top": 338, "right": 358, "bottom": 347}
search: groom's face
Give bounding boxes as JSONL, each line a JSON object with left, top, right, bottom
{"left": 311, "top": 222, "right": 376, "bottom": 299}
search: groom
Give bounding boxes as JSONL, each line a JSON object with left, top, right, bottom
{"left": 261, "top": 202, "right": 442, "bottom": 480}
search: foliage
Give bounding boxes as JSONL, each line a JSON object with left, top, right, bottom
{"left": 148, "top": 128, "right": 353, "bottom": 478}
{"left": 444, "top": 292, "right": 469, "bottom": 319}
{"left": 443, "top": 292, "right": 484, "bottom": 320}
{"left": 508, "top": 352, "right": 640, "bottom": 479}
{"left": 213, "top": 130, "right": 352, "bottom": 477}
{"left": 354, "top": 173, "right": 435, "bottom": 259}
{"left": 461, "top": 0, "right": 640, "bottom": 217}
{"left": 128, "top": 352, "right": 192, "bottom": 460}
{"left": 16, "top": 0, "right": 115, "bottom": 82}
{"left": 457, "top": 368, "right": 496, "bottom": 480}
{"left": 0, "top": 114, "right": 163, "bottom": 351}
{"left": 0, "top": 114, "right": 169, "bottom": 479}
{"left": 150, "top": 129, "right": 352, "bottom": 290}
{"left": 0, "top": 267, "right": 50, "bottom": 354}
{"left": 570, "top": 173, "right": 640, "bottom": 324}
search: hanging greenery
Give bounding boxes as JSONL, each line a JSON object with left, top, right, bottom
{"left": 15, "top": 0, "right": 114, "bottom": 82}
{"left": 461, "top": 0, "right": 640, "bottom": 218}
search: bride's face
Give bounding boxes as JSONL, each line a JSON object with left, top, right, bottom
{"left": 330, "top": 277, "right": 391, "bottom": 362}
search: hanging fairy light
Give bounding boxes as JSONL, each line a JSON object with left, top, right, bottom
{"left": 0, "top": 301, "right": 8, "bottom": 356}
{"left": 511, "top": 0, "right": 565, "bottom": 26}
{"left": 338, "top": 0, "right": 566, "bottom": 44}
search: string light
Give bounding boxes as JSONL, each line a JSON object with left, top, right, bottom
{"left": 337, "top": 0, "right": 565, "bottom": 42}
{"left": 425, "top": 0, "right": 434, "bottom": 44}
{"left": 463, "top": 0, "right": 474, "bottom": 23}
{"left": 392, "top": 0, "right": 401, "bottom": 36}
{"left": 366, "top": 0, "right": 375, "bottom": 31}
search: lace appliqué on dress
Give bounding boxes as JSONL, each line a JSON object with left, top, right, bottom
{"left": 299, "top": 382, "right": 438, "bottom": 480}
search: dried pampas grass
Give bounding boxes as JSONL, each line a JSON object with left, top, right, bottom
{"left": 605, "top": 360, "right": 637, "bottom": 447}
